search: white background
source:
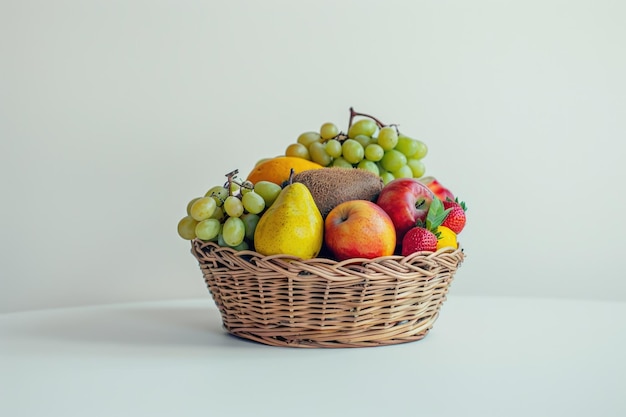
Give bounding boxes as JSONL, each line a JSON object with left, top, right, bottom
{"left": 2, "top": 0, "right": 625, "bottom": 313}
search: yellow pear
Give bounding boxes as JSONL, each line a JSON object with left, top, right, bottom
{"left": 253, "top": 181, "right": 323, "bottom": 259}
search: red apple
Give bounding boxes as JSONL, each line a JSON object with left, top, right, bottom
{"left": 376, "top": 178, "right": 435, "bottom": 243}
{"left": 324, "top": 200, "right": 396, "bottom": 261}
{"left": 418, "top": 176, "right": 455, "bottom": 202}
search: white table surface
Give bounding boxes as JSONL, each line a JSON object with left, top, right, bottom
{"left": 1, "top": 295, "right": 625, "bottom": 417}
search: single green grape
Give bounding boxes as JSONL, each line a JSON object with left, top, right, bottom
{"left": 348, "top": 119, "right": 377, "bottom": 138}
{"left": 392, "top": 165, "right": 413, "bottom": 179}
{"left": 380, "top": 171, "right": 395, "bottom": 185}
{"left": 186, "top": 197, "right": 201, "bottom": 216}
{"left": 217, "top": 232, "right": 228, "bottom": 247}
{"left": 189, "top": 196, "right": 217, "bottom": 221}
{"left": 241, "top": 213, "right": 260, "bottom": 241}
{"left": 223, "top": 196, "right": 244, "bottom": 218}
{"left": 297, "top": 131, "right": 321, "bottom": 147}
{"left": 231, "top": 240, "right": 249, "bottom": 251}
{"left": 217, "top": 231, "right": 230, "bottom": 246}
{"left": 195, "top": 218, "right": 221, "bottom": 241}
{"left": 325, "top": 139, "right": 342, "bottom": 158}
{"left": 222, "top": 216, "right": 245, "bottom": 247}
{"left": 407, "top": 158, "right": 426, "bottom": 178}
{"left": 210, "top": 206, "right": 225, "bottom": 222}
{"left": 377, "top": 163, "right": 389, "bottom": 176}
{"left": 357, "top": 160, "right": 380, "bottom": 175}
{"left": 285, "top": 143, "right": 310, "bottom": 160}
{"left": 241, "top": 191, "right": 265, "bottom": 214}
{"left": 205, "top": 185, "right": 228, "bottom": 206}
{"left": 395, "top": 135, "right": 419, "bottom": 157}
{"left": 332, "top": 157, "right": 353, "bottom": 168}
{"left": 413, "top": 139, "right": 428, "bottom": 159}
{"left": 380, "top": 149, "right": 407, "bottom": 172}
{"left": 364, "top": 143, "right": 384, "bottom": 162}
{"left": 320, "top": 122, "right": 339, "bottom": 140}
{"left": 353, "top": 134, "right": 372, "bottom": 148}
{"left": 177, "top": 215, "right": 198, "bottom": 240}
{"left": 309, "top": 141, "right": 332, "bottom": 166}
{"left": 254, "top": 181, "right": 282, "bottom": 207}
{"left": 342, "top": 139, "right": 364, "bottom": 164}
{"left": 377, "top": 126, "right": 399, "bottom": 151}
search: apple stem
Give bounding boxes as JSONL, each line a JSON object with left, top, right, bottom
{"left": 348, "top": 107, "right": 388, "bottom": 129}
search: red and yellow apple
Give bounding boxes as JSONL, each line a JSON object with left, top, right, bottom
{"left": 324, "top": 200, "right": 396, "bottom": 261}
{"left": 418, "top": 176, "right": 454, "bottom": 202}
{"left": 376, "top": 178, "right": 435, "bottom": 243}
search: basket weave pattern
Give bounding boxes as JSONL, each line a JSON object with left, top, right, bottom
{"left": 192, "top": 239, "right": 464, "bottom": 348}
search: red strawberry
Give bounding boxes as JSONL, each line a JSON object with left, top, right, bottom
{"left": 401, "top": 197, "right": 449, "bottom": 256}
{"left": 402, "top": 227, "right": 438, "bottom": 255}
{"left": 442, "top": 198, "right": 467, "bottom": 234}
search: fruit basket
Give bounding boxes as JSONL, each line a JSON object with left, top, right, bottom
{"left": 179, "top": 108, "right": 468, "bottom": 348}
{"left": 192, "top": 239, "right": 464, "bottom": 348}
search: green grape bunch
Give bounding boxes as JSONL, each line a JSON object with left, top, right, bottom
{"left": 177, "top": 169, "right": 282, "bottom": 248}
{"left": 284, "top": 107, "right": 428, "bottom": 184}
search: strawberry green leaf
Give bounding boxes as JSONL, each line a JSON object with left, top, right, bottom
{"left": 425, "top": 197, "right": 451, "bottom": 232}
{"left": 454, "top": 196, "right": 467, "bottom": 211}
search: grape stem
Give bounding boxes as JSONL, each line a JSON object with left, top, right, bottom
{"left": 224, "top": 169, "right": 238, "bottom": 196}
{"left": 348, "top": 107, "right": 387, "bottom": 129}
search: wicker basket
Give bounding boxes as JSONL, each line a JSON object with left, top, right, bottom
{"left": 192, "top": 239, "right": 465, "bottom": 348}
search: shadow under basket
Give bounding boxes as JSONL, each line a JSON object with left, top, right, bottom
{"left": 192, "top": 240, "right": 465, "bottom": 348}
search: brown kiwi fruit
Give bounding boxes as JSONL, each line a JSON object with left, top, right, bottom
{"left": 292, "top": 167, "right": 384, "bottom": 218}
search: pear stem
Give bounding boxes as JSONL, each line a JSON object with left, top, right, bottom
{"left": 288, "top": 168, "right": 295, "bottom": 185}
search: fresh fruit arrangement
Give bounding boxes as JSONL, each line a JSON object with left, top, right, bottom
{"left": 177, "top": 108, "right": 467, "bottom": 260}
{"left": 183, "top": 108, "right": 468, "bottom": 348}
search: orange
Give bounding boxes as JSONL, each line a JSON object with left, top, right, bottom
{"left": 246, "top": 156, "right": 324, "bottom": 186}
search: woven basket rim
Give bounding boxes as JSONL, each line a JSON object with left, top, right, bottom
{"left": 193, "top": 238, "right": 463, "bottom": 259}
{"left": 192, "top": 239, "right": 465, "bottom": 282}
